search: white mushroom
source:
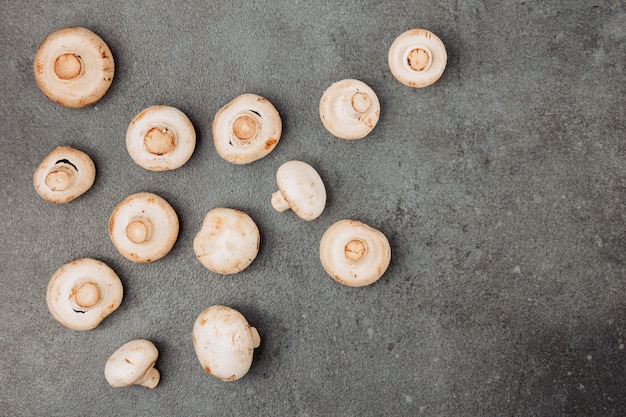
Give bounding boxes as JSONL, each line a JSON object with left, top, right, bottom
{"left": 271, "top": 160, "right": 326, "bottom": 221}
{"left": 388, "top": 29, "right": 447, "bottom": 88}
{"left": 193, "top": 208, "right": 260, "bottom": 274}
{"left": 46, "top": 258, "right": 123, "bottom": 331}
{"left": 104, "top": 339, "right": 160, "bottom": 389}
{"left": 33, "top": 146, "right": 96, "bottom": 203}
{"left": 319, "top": 79, "right": 380, "bottom": 140}
{"left": 109, "top": 192, "right": 179, "bottom": 263}
{"left": 193, "top": 305, "right": 261, "bottom": 381}
{"left": 213, "top": 94, "right": 282, "bottom": 164}
{"left": 126, "top": 105, "right": 196, "bottom": 171}
{"left": 33, "top": 27, "right": 114, "bottom": 108}
{"left": 319, "top": 219, "right": 391, "bottom": 287}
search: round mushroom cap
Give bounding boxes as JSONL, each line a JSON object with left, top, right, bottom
{"left": 108, "top": 192, "right": 179, "bottom": 263}
{"left": 104, "top": 339, "right": 160, "bottom": 388}
{"left": 319, "top": 219, "right": 391, "bottom": 287}
{"left": 193, "top": 208, "right": 260, "bottom": 274}
{"left": 319, "top": 79, "right": 380, "bottom": 140}
{"left": 33, "top": 146, "right": 96, "bottom": 204}
{"left": 46, "top": 258, "right": 123, "bottom": 331}
{"left": 213, "top": 94, "right": 282, "bottom": 164}
{"left": 126, "top": 105, "right": 196, "bottom": 171}
{"left": 388, "top": 29, "right": 447, "bottom": 88}
{"left": 34, "top": 27, "right": 114, "bottom": 108}
{"left": 193, "top": 305, "right": 261, "bottom": 381}
{"left": 271, "top": 160, "right": 326, "bottom": 221}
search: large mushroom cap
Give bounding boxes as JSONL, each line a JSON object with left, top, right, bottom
{"left": 319, "top": 219, "right": 391, "bottom": 287}
{"left": 213, "top": 94, "right": 282, "bottom": 164}
{"left": 193, "top": 305, "right": 261, "bottom": 381}
{"left": 193, "top": 208, "right": 260, "bottom": 274}
{"left": 319, "top": 79, "right": 380, "bottom": 140}
{"left": 33, "top": 146, "right": 96, "bottom": 204}
{"left": 126, "top": 105, "right": 196, "bottom": 171}
{"left": 34, "top": 27, "right": 114, "bottom": 108}
{"left": 46, "top": 258, "right": 123, "bottom": 331}
{"left": 388, "top": 29, "right": 447, "bottom": 88}
{"left": 104, "top": 339, "right": 160, "bottom": 388}
{"left": 271, "top": 160, "right": 326, "bottom": 221}
{"left": 108, "top": 192, "right": 179, "bottom": 263}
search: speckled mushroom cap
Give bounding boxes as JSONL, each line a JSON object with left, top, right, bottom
{"left": 388, "top": 29, "right": 447, "bottom": 88}
{"left": 212, "top": 94, "right": 282, "bottom": 164}
{"left": 193, "top": 305, "right": 261, "bottom": 381}
{"left": 34, "top": 27, "right": 114, "bottom": 108}
{"left": 319, "top": 79, "right": 380, "bottom": 140}
{"left": 46, "top": 258, "right": 123, "bottom": 331}
{"left": 126, "top": 105, "right": 196, "bottom": 171}
{"left": 104, "top": 339, "right": 160, "bottom": 389}
{"left": 193, "top": 208, "right": 260, "bottom": 274}
{"left": 108, "top": 192, "right": 179, "bottom": 263}
{"left": 319, "top": 219, "right": 391, "bottom": 287}
{"left": 271, "top": 160, "right": 326, "bottom": 221}
{"left": 33, "top": 146, "right": 96, "bottom": 203}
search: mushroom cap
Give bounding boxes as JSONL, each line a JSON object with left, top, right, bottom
{"left": 319, "top": 79, "right": 380, "bottom": 140}
{"left": 46, "top": 258, "right": 123, "bottom": 331}
{"left": 272, "top": 160, "right": 326, "bottom": 221}
{"left": 388, "top": 29, "right": 447, "bottom": 88}
{"left": 126, "top": 105, "right": 196, "bottom": 171}
{"left": 33, "top": 146, "right": 96, "bottom": 203}
{"left": 212, "top": 94, "right": 282, "bottom": 164}
{"left": 193, "top": 208, "right": 260, "bottom": 274}
{"left": 104, "top": 339, "right": 160, "bottom": 388}
{"left": 109, "top": 192, "right": 179, "bottom": 263}
{"left": 34, "top": 27, "right": 114, "bottom": 108}
{"left": 193, "top": 305, "right": 261, "bottom": 381}
{"left": 319, "top": 219, "right": 391, "bottom": 287}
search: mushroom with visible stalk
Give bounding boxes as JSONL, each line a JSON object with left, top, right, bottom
{"left": 104, "top": 339, "right": 160, "bottom": 389}
{"left": 109, "top": 192, "right": 179, "bottom": 263}
{"left": 46, "top": 258, "right": 123, "bottom": 331}
{"left": 213, "top": 94, "right": 282, "bottom": 164}
{"left": 319, "top": 219, "right": 391, "bottom": 287}
{"left": 33, "top": 146, "right": 96, "bottom": 203}
{"left": 193, "top": 208, "right": 260, "bottom": 274}
{"left": 319, "top": 79, "right": 380, "bottom": 140}
{"left": 34, "top": 27, "right": 114, "bottom": 108}
{"left": 126, "top": 105, "right": 196, "bottom": 171}
{"left": 271, "top": 160, "right": 326, "bottom": 221}
{"left": 193, "top": 305, "right": 261, "bottom": 381}
{"left": 388, "top": 29, "right": 447, "bottom": 88}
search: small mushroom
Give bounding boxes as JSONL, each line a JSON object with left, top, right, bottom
{"left": 33, "top": 146, "right": 96, "bottom": 203}
{"left": 319, "top": 79, "right": 380, "bottom": 140}
{"left": 193, "top": 305, "right": 261, "bottom": 381}
{"left": 388, "top": 29, "right": 447, "bottom": 88}
{"left": 33, "top": 27, "right": 114, "bottom": 108}
{"left": 319, "top": 219, "right": 391, "bottom": 287}
{"left": 46, "top": 258, "right": 123, "bottom": 331}
{"left": 271, "top": 160, "right": 326, "bottom": 221}
{"left": 126, "top": 105, "right": 196, "bottom": 171}
{"left": 104, "top": 339, "right": 160, "bottom": 389}
{"left": 213, "top": 94, "right": 282, "bottom": 164}
{"left": 193, "top": 208, "right": 260, "bottom": 274}
{"left": 109, "top": 192, "right": 179, "bottom": 263}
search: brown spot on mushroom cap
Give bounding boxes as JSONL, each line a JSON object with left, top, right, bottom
{"left": 264, "top": 138, "right": 278, "bottom": 150}
{"left": 204, "top": 365, "right": 212, "bottom": 374}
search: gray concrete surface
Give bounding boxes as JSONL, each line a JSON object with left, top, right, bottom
{"left": 1, "top": 0, "right": 625, "bottom": 416}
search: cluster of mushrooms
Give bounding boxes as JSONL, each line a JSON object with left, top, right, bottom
{"left": 34, "top": 26, "right": 447, "bottom": 387}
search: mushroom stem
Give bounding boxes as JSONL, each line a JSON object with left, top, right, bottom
{"left": 271, "top": 191, "right": 290, "bottom": 212}
{"left": 72, "top": 281, "right": 101, "bottom": 309}
{"left": 250, "top": 326, "right": 261, "bottom": 348}
{"left": 126, "top": 220, "right": 151, "bottom": 244}
{"left": 232, "top": 115, "right": 258, "bottom": 141}
{"left": 351, "top": 92, "right": 372, "bottom": 113}
{"left": 136, "top": 366, "right": 160, "bottom": 389}
{"left": 54, "top": 53, "right": 82, "bottom": 80}
{"left": 345, "top": 239, "right": 367, "bottom": 262}
{"left": 144, "top": 127, "right": 176, "bottom": 155}
{"left": 45, "top": 168, "right": 74, "bottom": 191}
{"left": 407, "top": 47, "right": 431, "bottom": 72}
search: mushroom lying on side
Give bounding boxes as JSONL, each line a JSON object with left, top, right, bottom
{"left": 34, "top": 27, "right": 114, "bottom": 108}
{"left": 109, "top": 192, "right": 179, "bottom": 263}
{"left": 193, "top": 305, "right": 261, "bottom": 381}
{"left": 319, "top": 79, "right": 380, "bottom": 140}
{"left": 388, "top": 29, "right": 447, "bottom": 88}
{"left": 271, "top": 160, "right": 326, "bottom": 221}
{"left": 213, "top": 94, "right": 282, "bottom": 164}
{"left": 46, "top": 258, "right": 123, "bottom": 331}
{"left": 104, "top": 339, "right": 160, "bottom": 389}
{"left": 193, "top": 208, "right": 260, "bottom": 274}
{"left": 319, "top": 219, "right": 391, "bottom": 287}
